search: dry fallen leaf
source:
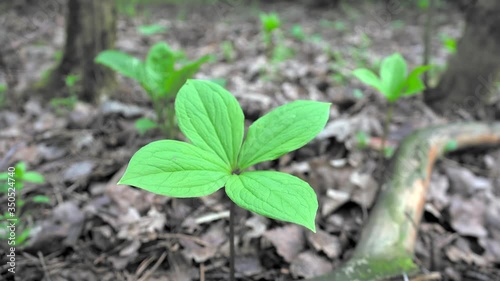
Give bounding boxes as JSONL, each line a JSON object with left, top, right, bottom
{"left": 263, "top": 225, "right": 305, "bottom": 263}
{"left": 449, "top": 195, "right": 488, "bottom": 238}
{"left": 290, "top": 251, "right": 333, "bottom": 278}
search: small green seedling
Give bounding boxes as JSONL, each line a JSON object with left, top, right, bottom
{"left": 352, "top": 53, "right": 432, "bottom": 157}
{"left": 221, "top": 40, "right": 236, "bottom": 62}
{"left": 355, "top": 131, "right": 370, "bottom": 149}
{"left": 0, "top": 83, "right": 7, "bottom": 108}
{"left": 290, "top": 24, "right": 306, "bottom": 41}
{"left": 260, "top": 12, "right": 281, "bottom": 46}
{"left": 137, "top": 24, "right": 168, "bottom": 36}
{"left": 119, "top": 79, "right": 330, "bottom": 280}
{"left": 259, "top": 12, "right": 287, "bottom": 60}
{"left": 440, "top": 34, "right": 457, "bottom": 54}
{"left": 0, "top": 162, "right": 47, "bottom": 247}
{"left": 95, "top": 42, "right": 211, "bottom": 137}
{"left": 50, "top": 74, "right": 80, "bottom": 113}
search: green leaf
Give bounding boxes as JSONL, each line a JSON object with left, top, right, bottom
{"left": 380, "top": 53, "right": 408, "bottom": 102}
{"left": 237, "top": 101, "right": 330, "bottom": 170}
{"left": 16, "top": 228, "right": 31, "bottom": 245}
{"left": 159, "top": 55, "right": 212, "bottom": 98}
{"left": 352, "top": 68, "right": 383, "bottom": 93}
{"left": 135, "top": 117, "right": 158, "bottom": 135}
{"left": 137, "top": 24, "right": 168, "bottom": 35}
{"left": 95, "top": 50, "right": 142, "bottom": 81}
{"left": 226, "top": 171, "right": 318, "bottom": 232}
{"left": 260, "top": 13, "right": 281, "bottom": 32}
{"left": 140, "top": 42, "right": 176, "bottom": 96}
{"left": 176, "top": 79, "right": 244, "bottom": 169}
{"left": 23, "top": 172, "right": 45, "bottom": 184}
{"left": 31, "top": 195, "right": 51, "bottom": 204}
{"left": 402, "top": 65, "right": 432, "bottom": 96}
{"left": 119, "top": 140, "right": 230, "bottom": 197}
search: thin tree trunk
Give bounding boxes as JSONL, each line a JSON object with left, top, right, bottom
{"left": 44, "top": 0, "right": 117, "bottom": 103}
{"left": 425, "top": 0, "right": 500, "bottom": 119}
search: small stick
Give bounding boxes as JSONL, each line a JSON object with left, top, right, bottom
{"left": 229, "top": 200, "right": 236, "bottom": 281}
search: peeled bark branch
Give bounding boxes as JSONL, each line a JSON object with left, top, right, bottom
{"left": 306, "top": 122, "right": 500, "bottom": 281}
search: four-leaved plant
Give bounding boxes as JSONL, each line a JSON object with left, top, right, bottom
{"left": 95, "top": 42, "right": 211, "bottom": 137}
{"left": 118, "top": 79, "right": 330, "bottom": 232}
{"left": 352, "top": 53, "right": 431, "bottom": 157}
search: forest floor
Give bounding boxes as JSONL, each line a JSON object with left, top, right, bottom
{"left": 1, "top": 1, "right": 500, "bottom": 280}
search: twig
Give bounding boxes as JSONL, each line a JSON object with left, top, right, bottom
{"left": 0, "top": 143, "right": 23, "bottom": 171}
{"left": 200, "top": 263, "right": 206, "bottom": 281}
{"left": 37, "top": 251, "right": 53, "bottom": 281}
{"left": 137, "top": 251, "right": 167, "bottom": 281}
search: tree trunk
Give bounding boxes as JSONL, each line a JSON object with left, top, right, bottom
{"left": 45, "top": 0, "right": 117, "bottom": 103}
{"left": 425, "top": 0, "right": 500, "bottom": 119}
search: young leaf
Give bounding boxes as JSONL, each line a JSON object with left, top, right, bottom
{"left": 31, "top": 195, "right": 51, "bottom": 204}
{"left": 135, "top": 117, "right": 158, "bottom": 136}
{"left": 176, "top": 80, "right": 244, "bottom": 169}
{"left": 95, "top": 50, "right": 142, "bottom": 81}
{"left": 225, "top": 171, "right": 317, "bottom": 232}
{"left": 137, "top": 24, "right": 168, "bottom": 35}
{"left": 380, "top": 53, "right": 408, "bottom": 102}
{"left": 352, "top": 68, "right": 383, "bottom": 93}
{"left": 158, "top": 55, "right": 212, "bottom": 98}
{"left": 23, "top": 172, "right": 45, "bottom": 184}
{"left": 140, "top": 43, "right": 176, "bottom": 96}
{"left": 402, "top": 65, "right": 432, "bottom": 96}
{"left": 237, "top": 100, "right": 330, "bottom": 170}
{"left": 119, "top": 140, "right": 230, "bottom": 197}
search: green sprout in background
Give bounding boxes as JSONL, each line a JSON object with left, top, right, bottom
{"left": 260, "top": 12, "right": 281, "bottom": 47}
{"left": 440, "top": 34, "right": 457, "bottom": 54}
{"left": 258, "top": 12, "right": 294, "bottom": 63}
{"left": 0, "top": 83, "right": 7, "bottom": 108}
{"left": 352, "top": 53, "right": 432, "bottom": 157}
{"left": 137, "top": 24, "right": 168, "bottom": 36}
{"left": 119, "top": 79, "right": 330, "bottom": 281}
{"left": 95, "top": 42, "right": 212, "bottom": 137}
{"left": 0, "top": 162, "right": 48, "bottom": 247}
{"left": 221, "top": 40, "right": 236, "bottom": 62}
{"left": 290, "top": 24, "right": 306, "bottom": 41}
{"left": 50, "top": 74, "right": 80, "bottom": 113}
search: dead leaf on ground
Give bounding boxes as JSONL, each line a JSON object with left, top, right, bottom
{"left": 449, "top": 195, "right": 488, "bottom": 238}
{"left": 290, "top": 251, "right": 333, "bottom": 278}
{"left": 263, "top": 225, "right": 305, "bottom": 263}
{"left": 307, "top": 229, "right": 342, "bottom": 259}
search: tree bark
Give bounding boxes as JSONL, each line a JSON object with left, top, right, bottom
{"left": 44, "top": 0, "right": 117, "bottom": 103}
{"left": 425, "top": 0, "right": 500, "bottom": 119}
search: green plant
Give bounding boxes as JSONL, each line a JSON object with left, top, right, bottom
{"left": 50, "top": 74, "right": 80, "bottom": 113}
{"left": 440, "top": 34, "right": 457, "bottom": 54}
{"left": 320, "top": 19, "right": 347, "bottom": 32}
{"left": 260, "top": 12, "right": 281, "bottom": 45}
{"left": 95, "top": 42, "right": 211, "bottom": 137}
{"left": 271, "top": 45, "right": 294, "bottom": 63}
{"left": 355, "top": 131, "right": 370, "bottom": 149}
{"left": 137, "top": 24, "right": 168, "bottom": 36}
{"left": 119, "top": 79, "right": 330, "bottom": 281}
{"left": 0, "top": 83, "right": 7, "bottom": 108}
{"left": 290, "top": 24, "right": 306, "bottom": 41}
{"left": 259, "top": 12, "right": 282, "bottom": 56}
{"left": 221, "top": 40, "right": 236, "bottom": 62}
{"left": 0, "top": 162, "right": 47, "bottom": 247}
{"left": 352, "top": 53, "right": 432, "bottom": 157}
{"left": 116, "top": 0, "right": 139, "bottom": 16}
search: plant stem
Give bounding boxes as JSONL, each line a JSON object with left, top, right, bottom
{"left": 229, "top": 200, "right": 235, "bottom": 281}
{"left": 380, "top": 102, "right": 394, "bottom": 160}
{"left": 423, "top": 0, "right": 435, "bottom": 89}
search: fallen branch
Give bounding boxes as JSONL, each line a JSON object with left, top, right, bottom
{"left": 307, "top": 122, "right": 500, "bottom": 281}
